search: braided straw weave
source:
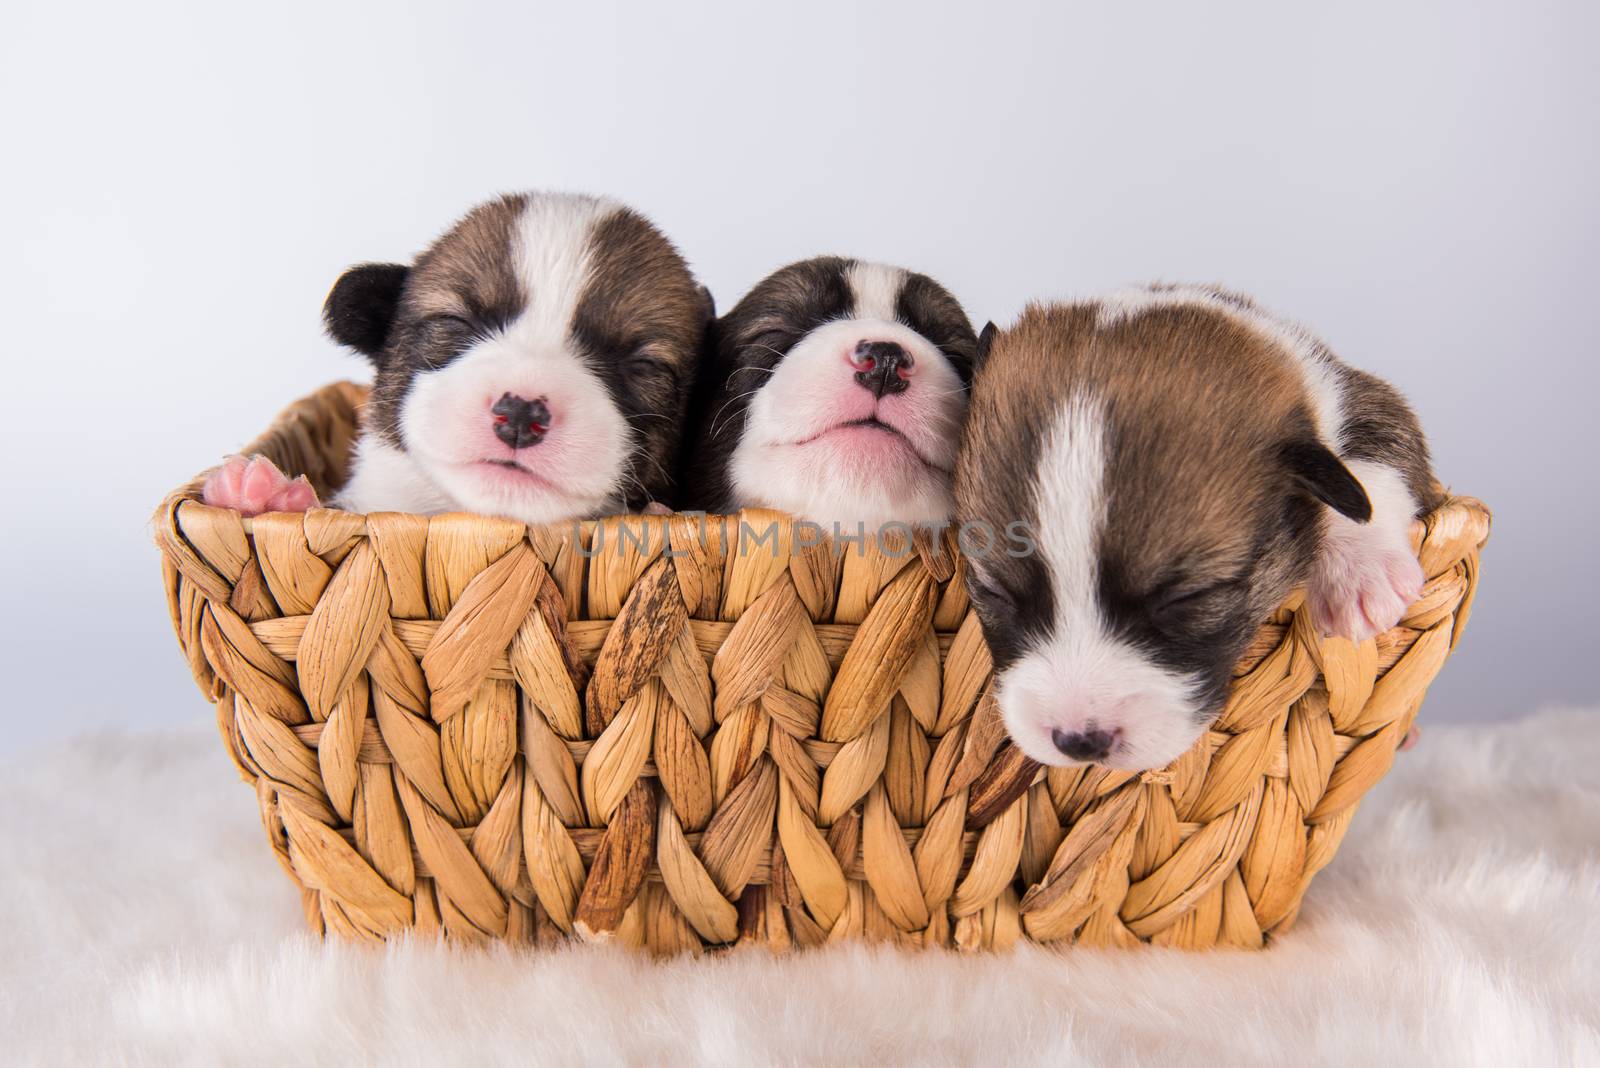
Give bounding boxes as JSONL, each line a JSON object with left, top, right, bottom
{"left": 155, "top": 382, "right": 1490, "bottom": 952}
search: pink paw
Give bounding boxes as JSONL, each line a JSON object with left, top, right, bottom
{"left": 1307, "top": 543, "right": 1424, "bottom": 641}
{"left": 641, "top": 502, "right": 673, "bottom": 516}
{"left": 201, "top": 455, "right": 319, "bottom": 516}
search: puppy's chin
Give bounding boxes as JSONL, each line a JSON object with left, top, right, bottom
{"left": 994, "top": 642, "right": 1210, "bottom": 772}
{"left": 420, "top": 457, "right": 617, "bottom": 525}
{"left": 730, "top": 433, "right": 954, "bottom": 530}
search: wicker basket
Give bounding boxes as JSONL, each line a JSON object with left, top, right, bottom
{"left": 155, "top": 381, "right": 1490, "bottom": 952}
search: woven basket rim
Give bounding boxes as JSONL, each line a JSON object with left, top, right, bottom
{"left": 164, "top": 378, "right": 1494, "bottom": 537}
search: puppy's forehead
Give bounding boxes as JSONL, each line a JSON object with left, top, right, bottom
{"left": 844, "top": 260, "right": 906, "bottom": 320}
{"left": 400, "top": 194, "right": 698, "bottom": 357}
{"left": 727, "top": 256, "right": 854, "bottom": 334}
{"left": 405, "top": 193, "right": 530, "bottom": 320}
{"left": 726, "top": 256, "right": 971, "bottom": 350}
{"left": 968, "top": 300, "right": 1313, "bottom": 584}
{"left": 575, "top": 207, "right": 703, "bottom": 360}
{"left": 504, "top": 193, "right": 624, "bottom": 344}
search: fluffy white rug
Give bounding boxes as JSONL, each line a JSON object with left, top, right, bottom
{"left": 3, "top": 708, "right": 1596, "bottom": 1066}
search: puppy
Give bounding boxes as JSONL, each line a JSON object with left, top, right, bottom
{"left": 955, "top": 284, "right": 1441, "bottom": 771}
{"left": 679, "top": 257, "right": 978, "bottom": 528}
{"left": 203, "top": 192, "right": 711, "bottom": 522}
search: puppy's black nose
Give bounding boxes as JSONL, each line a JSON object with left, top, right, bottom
{"left": 851, "top": 340, "right": 913, "bottom": 398}
{"left": 1051, "top": 728, "right": 1117, "bottom": 763}
{"left": 491, "top": 392, "right": 551, "bottom": 449}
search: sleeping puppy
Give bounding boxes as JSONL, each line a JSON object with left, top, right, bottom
{"left": 203, "top": 192, "right": 710, "bottom": 521}
{"left": 955, "top": 284, "right": 1441, "bottom": 771}
{"left": 680, "top": 257, "right": 978, "bottom": 528}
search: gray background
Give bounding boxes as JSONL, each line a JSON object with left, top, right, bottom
{"left": 2, "top": 0, "right": 1593, "bottom": 755}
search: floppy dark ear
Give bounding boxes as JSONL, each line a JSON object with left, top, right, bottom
{"left": 1281, "top": 439, "right": 1372, "bottom": 522}
{"left": 696, "top": 284, "right": 716, "bottom": 323}
{"left": 323, "top": 263, "right": 409, "bottom": 362}
{"left": 974, "top": 321, "right": 998, "bottom": 370}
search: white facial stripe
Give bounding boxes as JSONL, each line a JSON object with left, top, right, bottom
{"left": 1095, "top": 284, "right": 1346, "bottom": 443}
{"left": 995, "top": 390, "right": 1205, "bottom": 770}
{"left": 846, "top": 261, "right": 907, "bottom": 321}
{"left": 509, "top": 193, "right": 619, "bottom": 355}
{"left": 1035, "top": 391, "right": 1108, "bottom": 630}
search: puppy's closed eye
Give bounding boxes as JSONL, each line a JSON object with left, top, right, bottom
{"left": 969, "top": 574, "right": 1017, "bottom": 612}
{"left": 619, "top": 355, "right": 682, "bottom": 419}
{"left": 1148, "top": 578, "right": 1244, "bottom": 630}
{"left": 624, "top": 353, "right": 679, "bottom": 385}
{"left": 742, "top": 330, "right": 794, "bottom": 362}
{"left": 419, "top": 314, "right": 481, "bottom": 366}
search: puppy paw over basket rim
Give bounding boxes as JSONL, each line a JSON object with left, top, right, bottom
{"left": 154, "top": 381, "right": 1491, "bottom": 952}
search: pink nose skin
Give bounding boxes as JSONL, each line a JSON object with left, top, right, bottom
{"left": 1050, "top": 726, "right": 1122, "bottom": 763}
{"left": 848, "top": 340, "right": 914, "bottom": 399}
{"left": 491, "top": 392, "right": 551, "bottom": 450}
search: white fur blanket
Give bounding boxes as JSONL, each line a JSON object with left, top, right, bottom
{"left": 3, "top": 708, "right": 1596, "bottom": 1066}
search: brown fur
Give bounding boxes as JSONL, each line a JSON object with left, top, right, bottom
{"left": 1145, "top": 284, "right": 1441, "bottom": 512}
{"left": 401, "top": 194, "right": 528, "bottom": 322}
{"left": 574, "top": 208, "right": 713, "bottom": 493}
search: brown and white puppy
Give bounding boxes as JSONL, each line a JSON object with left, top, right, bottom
{"left": 203, "top": 192, "right": 710, "bottom": 521}
{"left": 956, "top": 284, "right": 1441, "bottom": 771}
{"left": 680, "top": 257, "right": 978, "bottom": 527}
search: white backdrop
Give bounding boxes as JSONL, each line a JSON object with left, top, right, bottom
{"left": 2, "top": 0, "right": 1593, "bottom": 753}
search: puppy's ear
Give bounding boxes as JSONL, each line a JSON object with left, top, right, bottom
{"left": 697, "top": 284, "right": 716, "bottom": 322}
{"left": 974, "top": 321, "right": 999, "bottom": 371}
{"left": 1281, "top": 439, "right": 1372, "bottom": 522}
{"left": 324, "top": 263, "right": 409, "bottom": 362}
